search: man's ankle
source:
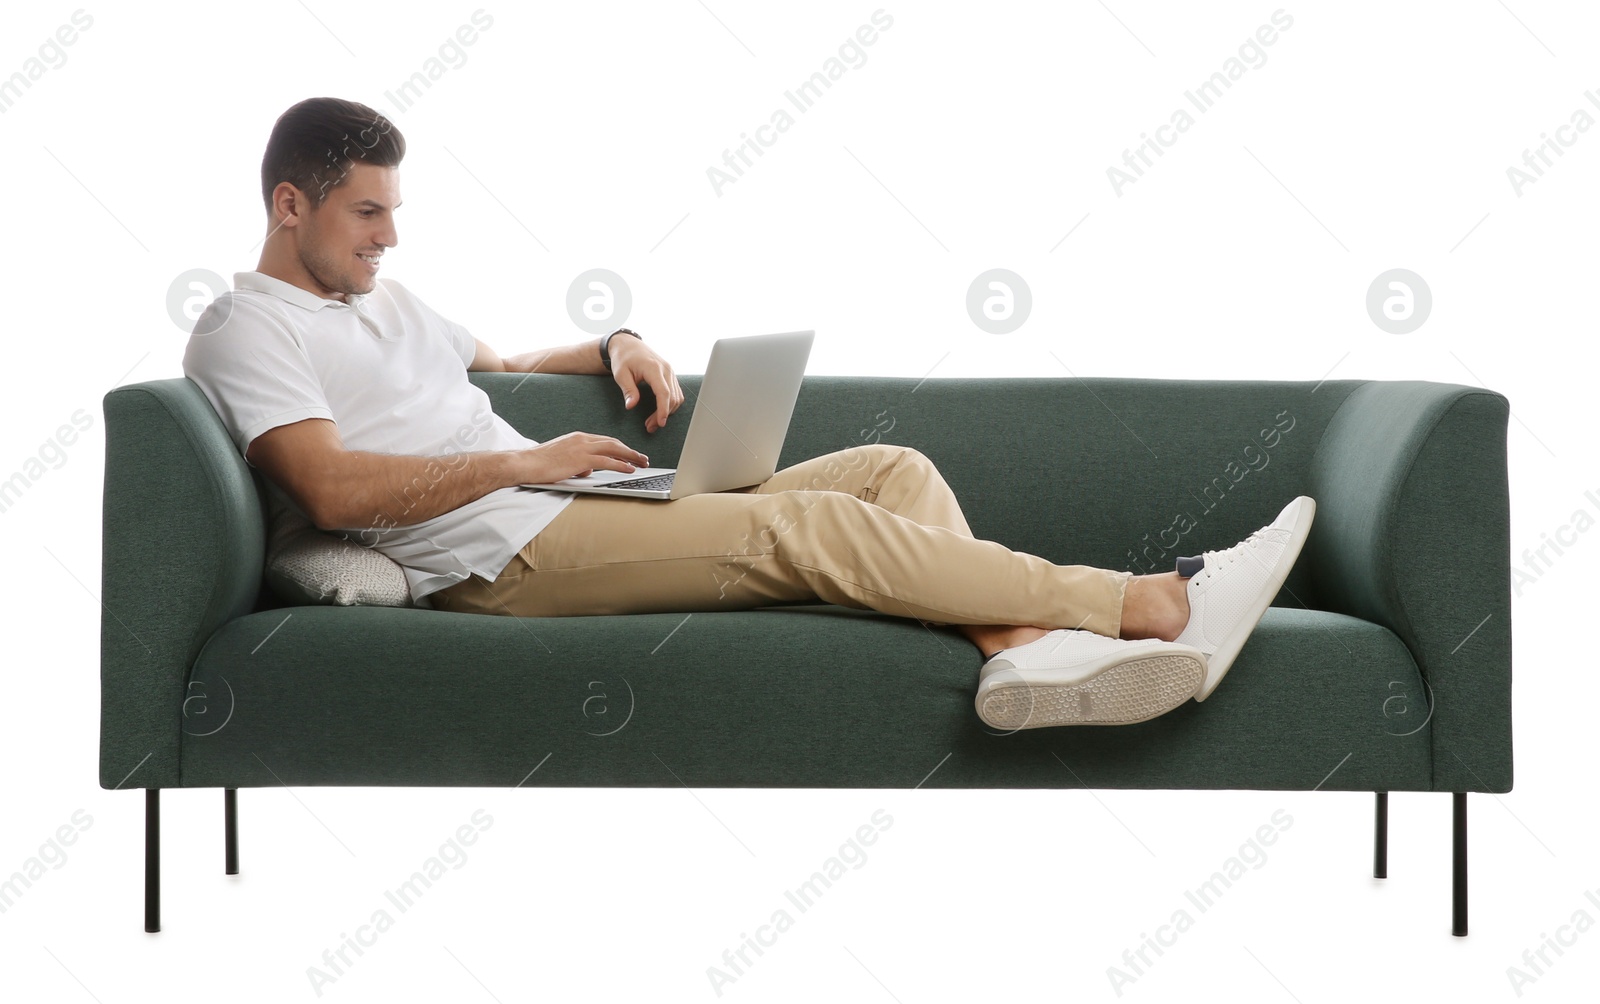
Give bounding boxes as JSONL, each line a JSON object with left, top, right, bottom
{"left": 1122, "top": 572, "right": 1189, "bottom": 642}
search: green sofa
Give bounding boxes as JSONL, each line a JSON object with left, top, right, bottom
{"left": 99, "top": 373, "right": 1512, "bottom": 935}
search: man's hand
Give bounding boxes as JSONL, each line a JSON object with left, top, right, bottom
{"left": 485, "top": 332, "right": 685, "bottom": 434}
{"left": 520, "top": 431, "right": 650, "bottom": 482}
{"left": 607, "top": 333, "right": 684, "bottom": 434}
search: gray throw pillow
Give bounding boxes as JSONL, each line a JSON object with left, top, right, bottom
{"left": 263, "top": 503, "right": 430, "bottom": 608}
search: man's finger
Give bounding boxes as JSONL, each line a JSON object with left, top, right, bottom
{"left": 647, "top": 367, "right": 673, "bottom": 428}
{"left": 605, "top": 438, "right": 650, "bottom": 465}
{"left": 616, "top": 370, "right": 641, "bottom": 408}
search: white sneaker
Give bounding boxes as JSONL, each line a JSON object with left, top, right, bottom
{"left": 1175, "top": 495, "right": 1316, "bottom": 702}
{"left": 974, "top": 630, "right": 1206, "bottom": 729}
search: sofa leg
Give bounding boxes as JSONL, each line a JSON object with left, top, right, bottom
{"left": 1373, "top": 792, "right": 1388, "bottom": 879}
{"left": 225, "top": 789, "right": 239, "bottom": 876}
{"left": 145, "top": 789, "right": 161, "bottom": 933}
{"left": 1453, "top": 792, "right": 1469, "bottom": 937}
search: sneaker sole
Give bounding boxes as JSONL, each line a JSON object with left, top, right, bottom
{"left": 976, "top": 651, "right": 1205, "bottom": 729}
{"left": 1193, "top": 497, "right": 1316, "bottom": 701}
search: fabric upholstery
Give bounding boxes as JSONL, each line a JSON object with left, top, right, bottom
{"left": 99, "top": 374, "right": 1512, "bottom": 794}
{"left": 178, "top": 604, "right": 1427, "bottom": 791}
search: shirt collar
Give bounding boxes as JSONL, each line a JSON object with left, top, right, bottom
{"left": 233, "top": 271, "right": 371, "bottom": 313}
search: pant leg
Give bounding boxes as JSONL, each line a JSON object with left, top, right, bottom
{"left": 734, "top": 443, "right": 973, "bottom": 629}
{"left": 430, "top": 445, "right": 1129, "bottom": 635}
{"left": 741, "top": 442, "right": 974, "bottom": 537}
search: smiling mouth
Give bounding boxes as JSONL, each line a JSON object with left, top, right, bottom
{"left": 356, "top": 252, "right": 381, "bottom": 268}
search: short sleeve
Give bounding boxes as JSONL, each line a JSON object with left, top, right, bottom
{"left": 440, "top": 312, "right": 477, "bottom": 367}
{"left": 383, "top": 279, "right": 476, "bottom": 367}
{"left": 182, "top": 295, "right": 335, "bottom": 461}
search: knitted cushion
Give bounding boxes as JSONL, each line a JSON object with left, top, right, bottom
{"left": 263, "top": 503, "right": 429, "bottom": 608}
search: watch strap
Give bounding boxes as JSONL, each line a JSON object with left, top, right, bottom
{"left": 599, "top": 327, "right": 641, "bottom": 369}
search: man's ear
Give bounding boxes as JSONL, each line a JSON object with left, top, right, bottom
{"left": 271, "top": 182, "right": 307, "bottom": 229}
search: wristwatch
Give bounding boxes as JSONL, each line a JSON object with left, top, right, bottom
{"left": 599, "top": 328, "right": 641, "bottom": 369}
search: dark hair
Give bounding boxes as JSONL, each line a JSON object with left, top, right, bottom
{"left": 260, "top": 97, "right": 406, "bottom": 212}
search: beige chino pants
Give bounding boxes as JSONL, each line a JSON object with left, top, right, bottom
{"left": 430, "top": 444, "right": 1130, "bottom": 637}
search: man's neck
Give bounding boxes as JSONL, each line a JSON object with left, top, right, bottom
{"left": 255, "top": 251, "right": 349, "bottom": 303}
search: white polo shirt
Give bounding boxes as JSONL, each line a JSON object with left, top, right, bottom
{"left": 182, "top": 271, "right": 574, "bottom": 601}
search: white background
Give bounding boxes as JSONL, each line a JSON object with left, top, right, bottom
{"left": 1, "top": 2, "right": 1596, "bottom": 1001}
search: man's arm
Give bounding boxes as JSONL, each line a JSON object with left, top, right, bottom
{"left": 468, "top": 337, "right": 606, "bottom": 377}
{"left": 247, "top": 417, "right": 648, "bottom": 533}
{"left": 470, "top": 333, "right": 686, "bottom": 434}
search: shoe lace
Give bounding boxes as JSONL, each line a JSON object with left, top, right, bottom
{"left": 1194, "top": 530, "right": 1265, "bottom": 584}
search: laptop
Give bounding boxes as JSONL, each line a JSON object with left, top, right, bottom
{"left": 523, "top": 330, "right": 814, "bottom": 500}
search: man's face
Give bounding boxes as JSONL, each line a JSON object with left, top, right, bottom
{"left": 292, "top": 162, "right": 401, "bottom": 300}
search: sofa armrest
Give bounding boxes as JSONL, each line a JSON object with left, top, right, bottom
{"left": 99, "top": 380, "right": 265, "bottom": 789}
{"left": 1306, "top": 381, "right": 1512, "bottom": 792}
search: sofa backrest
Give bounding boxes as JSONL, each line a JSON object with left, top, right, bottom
{"left": 485, "top": 372, "right": 1358, "bottom": 585}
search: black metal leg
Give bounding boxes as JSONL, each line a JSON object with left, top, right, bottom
{"left": 145, "top": 789, "right": 160, "bottom": 933}
{"left": 1453, "top": 792, "right": 1468, "bottom": 937}
{"left": 225, "top": 789, "right": 239, "bottom": 876}
{"left": 1374, "top": 792, "right": 1388, "bottom": 879}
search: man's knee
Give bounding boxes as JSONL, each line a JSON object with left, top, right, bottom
{"left": 839, "top": 441, "right": 925, "bottom": 472}
{"left": 786, "top": 443, "right": 939, "bottom": 496}
{"left": 795, "top": 449, "right": 871, "bottom": 492}
{"left": 857, "top": 443, "right": 939, "bottom": 481}
{"left": 894, "top": 444, "right": 933, "bottom": 470}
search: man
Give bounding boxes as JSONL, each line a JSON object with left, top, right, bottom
{"left": 184, "top": 97, "right": 1317, "bottom": 733}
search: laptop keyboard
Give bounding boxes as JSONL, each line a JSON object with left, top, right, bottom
{"left": 592, "top": 472, "right": 676, "bottom": 492}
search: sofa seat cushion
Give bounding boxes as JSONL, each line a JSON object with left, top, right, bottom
{"left": 177, "top": 605, "right": 1430, "bottom": 791}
